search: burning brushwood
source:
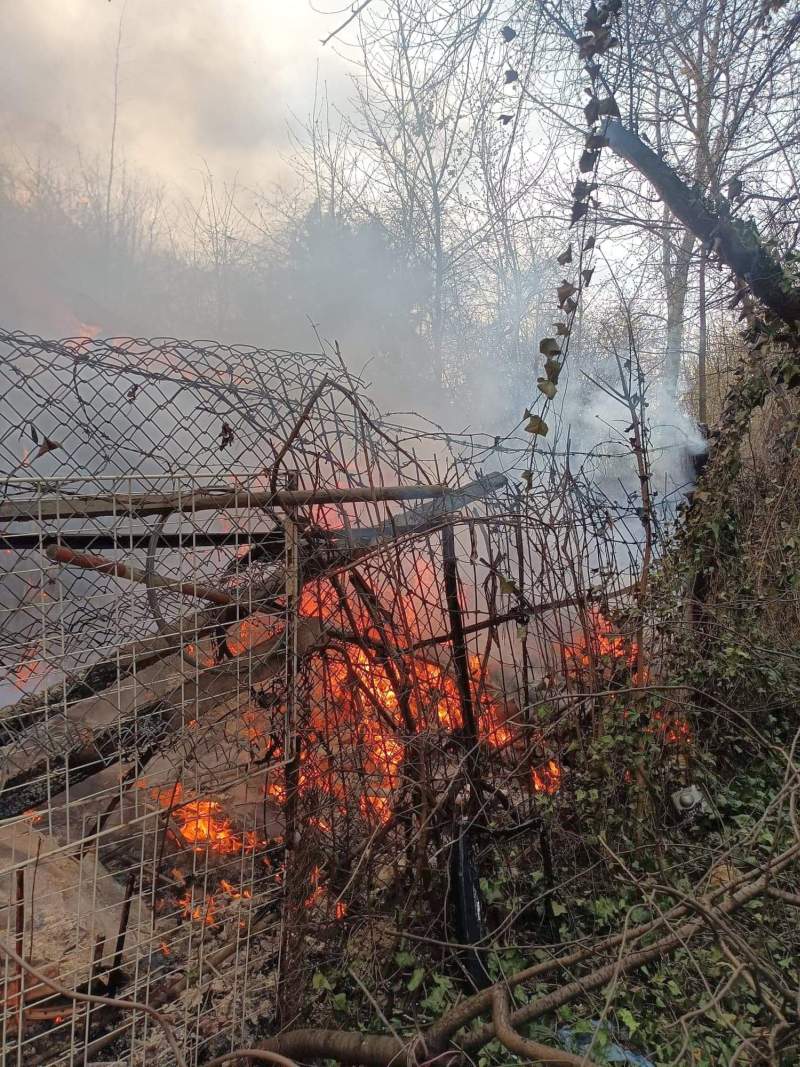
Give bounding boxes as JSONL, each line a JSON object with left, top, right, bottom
{"left": 0, "top": 619, "right": 326, "bottom": 820}
{"left": 0, "top": 474, "right": 506, "bottom": 736}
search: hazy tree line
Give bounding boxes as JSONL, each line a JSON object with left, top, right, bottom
{"left": 1, "top": 0, "right": 797, "bottom": 431}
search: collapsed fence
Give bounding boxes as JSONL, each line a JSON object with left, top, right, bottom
{"left": 0, "top": 328, "right": 670, "bottom": 1065}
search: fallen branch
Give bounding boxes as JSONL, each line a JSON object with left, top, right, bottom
{"left": 260, "top": 843, "right": 800, "bottom": 1066}
{"left": 44, "top": 545, "right": 235, "bottom": 606}
{"left": 491, "top": 986, "right": 599, "bottom": 1067}
{"left": 0, "top": 482, "right": 458, "bottom": 523}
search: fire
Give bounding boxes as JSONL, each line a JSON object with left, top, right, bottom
{"left": 564, "top": 608, "right": 690, "bottom": 749}
{"left": 175, "top": 878, "right": 254, "bottom": 928}
{"left": 532, "top": 759, "right": 563, "bottom": 795}
{"left": 564, "top": 607, "right": 637, "bottom": 673}
{"left": 648, "top": 709, "right": 692, "bottom": 745}
{"left": 10, "top": 643, "right": 43, "bottom": 692}
{"left": 179, "top": 890, "right": 218, "bottom": 926}
{"left": 226, "top": 612, "right": 281, "bottom": 657}
{"left": 220, "top": 879, "right": 252, "bottom": 900}
{"left": 150, "top": 783, "right": 263, "bottom": 855}
{"left": 252, "top": 578, "right": 533, "bottom": 833}
{"left": 304, "top": 865, "right": 326, "bottom": 909}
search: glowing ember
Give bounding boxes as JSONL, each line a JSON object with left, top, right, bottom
{"left": 226, "top": 612, "right": 281, "bottom": 657}
{"left": 531, "top": 759, "right": 563, "bottom": 795}
{"left": 304, "top": 866, "right": 326, "bottom": 909}
{"left": 183, "top": 642, "right": 216, "bottom": 669}
{"left": 150, "top": 783, "right": 263, "bottom": 855}
{"left": 179, "top": 890, "right": 217, "bottom": 926}
{"left": 564, "top": 607, "right": 637, "bottom": 673}
{"left": 10, "top": 643, "right": 43, "bottom": 691}
{"left": 220, "top": 879, "right": 253, "bottom": 900}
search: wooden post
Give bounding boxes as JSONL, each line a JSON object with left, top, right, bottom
{"left": 11, "top": 868, "right": 25, "bottom": 1021}
{"left": 277, "top": 475, "right": 304, "bottom": 1026}
{"left": 441, "top": 523, "right": 479, "bottom": 760}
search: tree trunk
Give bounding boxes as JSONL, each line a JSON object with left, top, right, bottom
{"left": 603, "top": 119, "right": 800, "bottom": 327}
{"left": 663, "top": 225, "right": 696, "bottom": 397}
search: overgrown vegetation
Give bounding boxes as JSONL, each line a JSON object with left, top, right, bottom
{"left": 3, "top": 1, "right": 800, "bottom": 1064}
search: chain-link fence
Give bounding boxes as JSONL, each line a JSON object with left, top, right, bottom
{"left": 0, "top": 327, "right": 648, "bottom": 1065}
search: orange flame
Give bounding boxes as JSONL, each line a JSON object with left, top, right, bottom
{"left": 11, "top": 643, "right": 43, "bottom": 692}
{"left": 531, "top": 759, "right": 563, "bottom": 795}
{"left": 564, "top": 607, "right": 637, "bottom": 673}
{"left": 151, "top": 783, "right": 263, "bottom": 855}
{"left": 179, "top": 890, "right": 217, "bottom": 926}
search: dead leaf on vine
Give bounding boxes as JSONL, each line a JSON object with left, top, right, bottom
{"left": 573, "top": 180, "right": 598, "bottom": 200}
{"left": 524, "top": 413, "right": 549, "bottom": 436}
{"left": 557, "top": 281, "right": 577, "bottom": 306}
{"left": 544, "top": 358, "right": 562, "bottom": 384}
{"left": 35, "top": 438, "right": 60, "bottom": 459}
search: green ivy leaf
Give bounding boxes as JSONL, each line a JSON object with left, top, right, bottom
{"left": 407, "top": 967, "right": 425, "bottom": 992}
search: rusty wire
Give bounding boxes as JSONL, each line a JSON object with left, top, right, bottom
{"left": 0, "top": 327, "right": 654, "bottom": 1065}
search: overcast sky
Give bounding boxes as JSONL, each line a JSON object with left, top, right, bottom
{"left": 0, "top": 0, "right": 353, "bottom": 194}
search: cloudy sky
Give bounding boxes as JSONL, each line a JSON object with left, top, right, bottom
{"left": 0, "top": 0, "right": 353, "bottom": 193}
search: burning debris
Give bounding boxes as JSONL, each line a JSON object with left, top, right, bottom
{"left": 0, "top": 329, "right": 663, "bottom": 1064}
